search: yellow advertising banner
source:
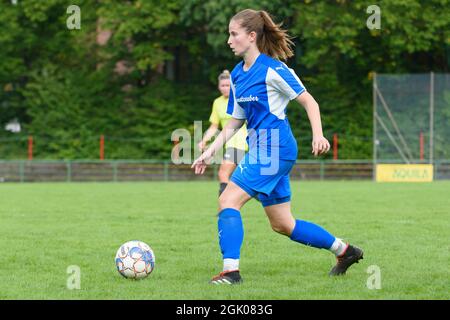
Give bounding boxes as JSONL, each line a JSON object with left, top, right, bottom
{"left": 376, "top": 164, "right": 434, "bottom": 182}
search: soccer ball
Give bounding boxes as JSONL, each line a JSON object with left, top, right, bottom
{"left": 115, "top": 240, "right": 155, "bottom": 279}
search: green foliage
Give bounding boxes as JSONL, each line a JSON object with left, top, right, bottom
{"left": 0, "top": 0, "right": 448, "bottom": 159}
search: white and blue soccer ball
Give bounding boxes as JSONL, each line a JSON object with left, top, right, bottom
{"left": 115, "top": 240, "right": 155, "bottom": 279}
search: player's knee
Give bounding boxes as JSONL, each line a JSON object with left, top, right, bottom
{"left": 218, "top": 194, "right": 239, "bottom": 211}
{"left": 270, "top": 222, "right": 292, "bottom": 236}
{"left": 218, "top": 167, "right": 231, "bottom": 182}
{"left": 218, "top": 195, "right": 230, "bottom": 211}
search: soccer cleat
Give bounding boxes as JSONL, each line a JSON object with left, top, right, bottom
{"left": 209, "top": 270, "right": 243, "bottom": 285}
{"left": 329, "top": 244, "right": 364, "bottom": 276}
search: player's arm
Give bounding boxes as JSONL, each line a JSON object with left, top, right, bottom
{"left": 209, "top": 117, "right": 245, "bottom": 153}
{"left": 295, "top": 91, "right": 330, "bottom": 156}
{"left": 198, "top": 123, "right": 219, "bottom": 151}
{"left": 192, "top": 118, "right": 245, "bottom": 174}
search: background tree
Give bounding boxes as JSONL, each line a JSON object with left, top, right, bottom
{"left": 0, "top": 0, "right": 448, "bottom": 160}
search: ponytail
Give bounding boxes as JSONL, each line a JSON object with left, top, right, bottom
{"left": 259, "top": 11, "right": 294, "bottom": 61}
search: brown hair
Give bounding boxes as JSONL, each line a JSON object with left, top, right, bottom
{"left": 231, "top": 9, "right": 294, "bottom": 61}
{"left": 218, "top": 69, "right": 230, "bottom": 82}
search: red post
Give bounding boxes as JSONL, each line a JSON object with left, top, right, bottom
{"left": 419, "top": 131, "right": 424, "bottom": 161}
{"left": 333, "top": 134, "right": 338, "bottom": 160}
{"left": 28, "top": 136, "right": 33, "bottom": 160}
{"left": 100, "top": 135, "right": 105, "bottom": 160}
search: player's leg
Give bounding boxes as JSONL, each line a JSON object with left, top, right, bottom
{"left": 218, "top": 147, "right": 245, "bottom": 196}
{"left": 264, "top": 201, "right": 338, "bottom": 249}
{"left": 262, "top": 201, "right": 295, "bottom": 236}
{"left": 261, "top": 170, "right": 363, "bottom": 276}
{"left": 218, "top": 180, "right": 252, "bottom": 210}
{"left": 211, "top": 152, "right": 288, "bottom": 284}
{"left": 211, "top": 181, "right": 253, "bottom": 284}
{"left": 217, "top": 160, "right": 236, "bottom": 196}
{"left": 263, "top": 201, "right": 363, "bottom": 275}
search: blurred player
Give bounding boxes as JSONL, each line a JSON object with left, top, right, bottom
{"left": 192, "top": 9, "right": 363, "bottom": 284}
{"left": 198, "top": 70, "right": 248, "bottom": 196}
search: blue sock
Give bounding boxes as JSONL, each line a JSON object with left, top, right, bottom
{"left": 289, "top": 219, "right": 335, "bottom": 249}
{"left": 218, "top": 208, "right": 244, "bottom": 259}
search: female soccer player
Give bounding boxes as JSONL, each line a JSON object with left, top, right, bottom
{"left": 198, "top": 70, "right": 248, "bottom": 196}
{"left": 192, "top": 9, "right": 363, "bottom": 284}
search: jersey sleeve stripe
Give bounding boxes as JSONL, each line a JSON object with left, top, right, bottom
{"left": 268, "top": 66, "right": 306, "bottom": 100}
{"left": 227, "top": 78, "right": 246, "bottom": 119}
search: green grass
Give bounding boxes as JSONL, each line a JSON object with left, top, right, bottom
{"left": 0, "top": 181, "right": 449, "bottom": 299}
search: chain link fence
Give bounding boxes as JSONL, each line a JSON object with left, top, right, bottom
{"left": 374, "top": 73, "right": 450, "bottom": 163}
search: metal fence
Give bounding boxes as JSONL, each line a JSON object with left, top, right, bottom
{"left": 374, "top": 73, "right": 450, "bottom": 163}
{"left": 1, "top": 160, "right": 450, "bottom": 182}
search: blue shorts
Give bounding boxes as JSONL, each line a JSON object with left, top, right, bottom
{"left": 230, "top": 153, "right": 296, "bottom": 207}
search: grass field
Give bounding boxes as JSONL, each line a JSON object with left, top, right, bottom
{"left": 0, "top": 181, "right": 449, "bottom": 300}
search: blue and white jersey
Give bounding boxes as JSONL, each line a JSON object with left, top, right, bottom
{"left": 227, "top": 53, "right": 306, "bottom": 161}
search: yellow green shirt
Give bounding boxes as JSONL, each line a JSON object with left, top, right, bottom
{"left": 209, "top": 95, "right": 248, "bottom": 151}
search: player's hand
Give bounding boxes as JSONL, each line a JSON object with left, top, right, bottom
{"left": 191, "top": 150, "right": 213, "bottom": 175}
{"left": 312, "top": 136, "right": 330, "bottom": 156}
